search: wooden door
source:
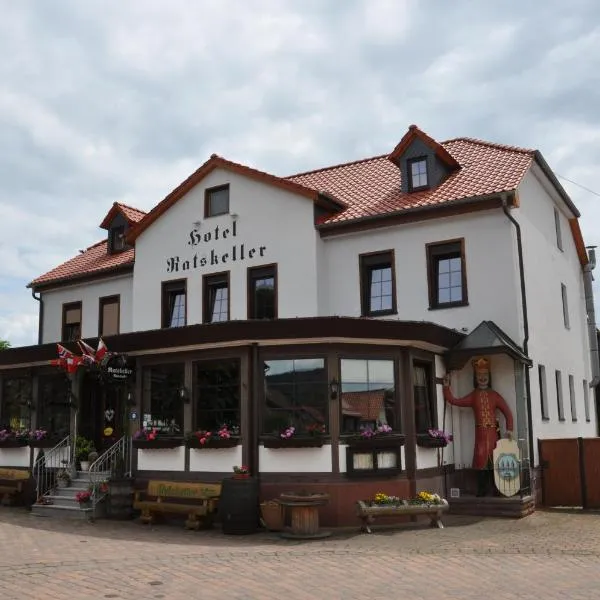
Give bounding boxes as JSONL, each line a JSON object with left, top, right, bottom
{"left": 539, "top": 438, "right": 582, "bottom": 507}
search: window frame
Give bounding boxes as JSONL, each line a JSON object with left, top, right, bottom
{"left": 407, "top": 156, "right": 429, "bottom": 192}
{"left": 561, "top": 283, "right": 570, "bottom": 329}
{"left": 247, "top": 263, "right": 278, "bottom": 320}
{"left": 161, "top": 279, "right": 187, "bottom": 328}
{"left": 426, "top": 238, "right": 468, "bottom": 309}
{"left": 359, "top": 250, "right": 397, "bottom": 317}
{"left": 569, "top": 374, "right": 577, "bottom": 422}
{"left": 204, "top": 184, "right": 230, "bottom": 218}
{"left": 202, "top": 271, "right": 230, "bottom": 324}
{"left": 413, "top": 360, "right": 437, "bottom": 434}
{"left": 538, "top": 364, "right": 549, "bottom": 420}
{"left": 554, "top": 208, "right": 563, "bottom": 251}
{"left": 345, "top": 445, "right": 402, "bottom": 478}
{"left": 109, "top": 225, "right": 126, "bottom": 254}
{"left": 98, "top": 295, "right": 120, "bottom": 337}
{"left": 555, "top": 370, "right": 565, "bottom": 421}
{"left": 583, "top": 380, "right": 591, "bottom": 422}
{"left": 141, "top": 362, "right": 185, "bottom": 436}
{"left": 61, "top": 301, "right": 82, "bottom": 342}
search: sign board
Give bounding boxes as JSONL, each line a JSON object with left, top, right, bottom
{"left": 493, "top": 438, "right": 521, "bottom": 497}
{"left": 103, "top": 354, "right": 135, "bottom": 382}
{"left": 147, "top": 480, "right": 221, "bottom": 499}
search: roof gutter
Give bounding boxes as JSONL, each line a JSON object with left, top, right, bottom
{"left": 533, "top": 151, "right": 580, "bottom": 218}
{"left": 31, "top": 289, "right": 43, "bottom": 345}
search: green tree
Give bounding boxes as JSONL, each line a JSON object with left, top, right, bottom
{"left": 0, "top": 340, "right": 11, "bottom": 350}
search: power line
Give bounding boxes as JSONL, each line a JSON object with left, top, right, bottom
{"left": 557, "top": 174, "right": 600, "bottom": 199}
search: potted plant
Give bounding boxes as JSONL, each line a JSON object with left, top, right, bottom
{"left": 132, "top": 427, "right": 183, "bottom": 449}
{"left": 261, "top": 424, "right": 326, "bottom": 449}
{"left": 186, "top": 424, "right": 240, "bottom": 449}
{"left": 56, "top": 468, "right": 71, "bottom": 488}
{"left": 75, "top": 490, "right": 92, "bottom": 508}
{"left": 0, "top": 429, "right": 29, "bottom": 448}
{"left": 75, "top": 436, "right": 95, "bottom": 471}
{"left": 88, "top": 450, "right": 99, "bottom": 467}
{"left": 416, "top": 429, "right": 453, "bottom": 448}
{"left": 27, "top": 428, "right": 56, "bottom": 448}
{"left": 232, "top": 465, "right": 250, "bottom": 479}
{"left": 344, "top": 423, "right": 406, "bottom": 449}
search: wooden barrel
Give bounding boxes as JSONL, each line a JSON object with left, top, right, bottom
{"left": 219, "top": 477, "right": 259, "bottom": 535}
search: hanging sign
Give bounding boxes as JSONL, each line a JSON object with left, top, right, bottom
{"left": 102, "top": 354, "right": 135, "bottom": 382}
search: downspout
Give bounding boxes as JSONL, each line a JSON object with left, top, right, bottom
{"left": 31, "top": 289, "right": 43, "bottom": 345}
{"left": 582, "top": 247, "right": 600, "bottom": 387}
{"left": 501, "top": 194, "right": 535, "bottom": 470}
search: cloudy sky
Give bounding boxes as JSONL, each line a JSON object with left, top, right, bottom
{"left": 1, "top": 0, "right": 599, "bottom": 347}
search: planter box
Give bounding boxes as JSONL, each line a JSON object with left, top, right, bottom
{"left": 416, "top": 435, "right": 448, "bottom": 449}
{"left": 356, "top": 499, "right": 449, "bottom": 533}
{"left": 0, "top": 440, "right": 29, "bottom": 448}
{"left": 187, "top": 437, "right": 240, "bottom": 449}
{"left": 344, "top": 434, "right": 406, "bottom": 450}
{"left": 132, "top": 438, "right": 183, "bottom": 450}
{"left": 29, "top": 439, "right": 61, "bottom": 449}
{"left": 261, "top": 436, "right": 325, "bottom": 449}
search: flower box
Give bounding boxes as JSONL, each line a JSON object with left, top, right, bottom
{"left": 261, "top": 436, "right": 325, "bottom": 449}
{"left": 416, "top": 435, "right": 448, "bottom": 448}
{"left": 0, "top": 439, "right": 29, "bottom": 448}
{"left": 356, "top": 498, "right": 449, "bottom": 533}
{"left": 343, "top": 433, "right": 406, "bottom": 450}
{"left": 29, "top": 439, "right": 61, "bottom": 449}
{"left": 187, "top": 437, "right": 240, "bottom": 449}
{"left": 132, "top": 438, "right": 183, "bottom": 449}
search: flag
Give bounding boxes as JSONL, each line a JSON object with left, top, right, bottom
{"left": 57, "top": 344, "right": 74, "bottom": 360}
{"left": 50, "top": 358, "right": 66, "bottom": 368}
{"left": 66, "top": 356, "right": 82, "bottom": 374}
{"left": 77, "top": 340, "right": 96, "bottom": 365}
{"left": 95, "top": 338, "right": 108, "bottom": 362}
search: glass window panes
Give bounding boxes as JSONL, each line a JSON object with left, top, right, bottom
{"left": 100, "top": 297, "right": 119, "bottom": 336}
{"left": 410, "top": 158, "right": 428, "bottom": 188}
{"left": 340, "top": 359, "right": 395, "bottom": 433}
{"left": 208, "top": 186, "right": 229, "bottom": 216}
{"left": 414, "top": 363, "right": 434, "bottom": 433}
{"left": 210, "top": 286, "right": 228, "bottom": 322}
{"left": 194, "top": 359, "right": 240, "bottom": 432}
{"left": 62, "top": 303, "right": 82, "bottom": 341}
{"left": 369, "top": 266, "right": 392, "bottom": 312}
{"left": 1, "top": 377, "right": 32, "bottom": 431}
{"left": 437, "top": 256, "right": 462, "bottom": 304}
{"left": 169, "top": 291, "right": 186, "bottom": 327}
{"left": 38, "top": 373, "right": 70, "bottom": 438}
{"left": 250, "top": 271, "right": 276, "bottom": 319}
{"left": 143, "top": 364, "right": 185, "bottom": 434}
{"left": 263, "top": 358, "right": 327, "bottom": 434}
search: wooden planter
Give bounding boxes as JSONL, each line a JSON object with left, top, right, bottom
{"left": 356, "top": 499, "right": 449, "bottom": 533}
{"left": 260, "top": 500, "right": 284, "bottom": 531}
{"left": 261, "top": 436, "right": 325, "bottom": 449}
{"left": 187, "top": 437, "right": 240, "bottom": 449}
{"left": 0, "top": 439, "right": 29, "bottom": 448}
{"left": 344, "top": 433, "right": 406, "bottom": 450}
{"left": 132, "top": 438, "right": 183, "bottom": 450}
{"left": 29, "top": 439, "right": 60, "bottom": 449}
{"left": 416, "top": 435, "right": 448, "bottom": 448}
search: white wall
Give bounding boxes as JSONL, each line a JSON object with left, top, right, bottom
{"left": 320, "top": 209, "right": 522, "bottom": 341}
{"left": 137, "top": 447, "right": 186, "bottom": 471}
{"left": 259, "top": 445, "right": 332, "bottom": 473}
{"left": 516, "top": 167, "right": 596, "bottom": 451}
{"left": 189, "top": 446, "right": 242, "bottom": 472}
{"left": 132, "top": 167, "right": 320, "bottom": 331}
{"left": 0, "top": 447, "right": 30, "bottom": 468}
{"left": 41, "top": 274, "right": 133, "bottom": 343}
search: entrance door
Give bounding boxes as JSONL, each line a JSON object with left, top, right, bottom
{"left": 99, "top": 385, "right": 129, "bottom": 452}
{"left": 539, "top": 438, "right": 582, "bottom": 506}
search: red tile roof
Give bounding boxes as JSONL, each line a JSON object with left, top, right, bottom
{"left": 287, "top": 136, "right": 534, "bottom": 225}
{"left": 100, "top": 202, "right": 147, "bottom": 230}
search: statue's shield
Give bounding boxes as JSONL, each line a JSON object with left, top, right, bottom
{"left": 493, "top": 438, "right": 521, "bottom": 497}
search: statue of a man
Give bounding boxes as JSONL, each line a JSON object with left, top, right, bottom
{"left": 443, "top": 357, "right": 514, "bottom": 495}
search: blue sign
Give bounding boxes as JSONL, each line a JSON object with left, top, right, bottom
{"left": 129, "top": 411, "right": 138, "bottom": 421}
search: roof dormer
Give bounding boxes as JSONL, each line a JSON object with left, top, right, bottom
{"left": 100, "top": 202, "right": 147, "bottom": 255}
{"left": 388, "top": 125, "right": 460, "bottom": 193}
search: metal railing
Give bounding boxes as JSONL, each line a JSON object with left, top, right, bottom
{"left": 88, "top": 436, "right": 132, "bottom": 513}
{"left": 33, "top": 435, "right": 73, "bottom": 503}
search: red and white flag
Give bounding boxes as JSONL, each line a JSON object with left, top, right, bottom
{"left": 77, "top": 340, "right": 96, "bottom": 365}
{"left": 66, "top": 356, "right": 82, "bottom": 374}
{"left": 95, "top": 338, "right": 108, "bottom": 362}
{"left": 57, "top": 344, "right": 74, "bottom": 360}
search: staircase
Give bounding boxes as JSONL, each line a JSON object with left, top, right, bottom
{"left": 31, "top": 470, "right": 109, "bottom": 520}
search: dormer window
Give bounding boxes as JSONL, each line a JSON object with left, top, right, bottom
{"left": 110, "top": 226, "right": 126, "bottom": 253}
{"left": 408, "top": 157, "right": 428, "bottom": 191}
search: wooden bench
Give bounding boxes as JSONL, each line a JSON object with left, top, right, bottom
{"left": 133, "top": 480, "right": 221, "bottom": 530}
{"left": 0, "top": 468, "right": 30, "bottom": 506}
{"left": 356, "top": 499, "right": 449, "bottom": 534}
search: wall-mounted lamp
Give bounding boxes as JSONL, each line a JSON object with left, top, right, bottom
{"left": 329, "top": 377, "right": 339, "bottom": 400}
{"left": 230, "top": 213, "right": 239, "bottom": 220}
{"left": 179, "top": 386, "right": 190, "bottom": 404}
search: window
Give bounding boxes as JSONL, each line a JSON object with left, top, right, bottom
{"left": 426, "top": 239, "right": 467, "bottom": 309}
{"left": 569, "top": 374, "right": 577, "bottom": 421}
{"left": 554, "top": 208, "right": 563, "bottom": 251}
{"left": 110, "top": 226, "right": 126, "bottom": 253}
{"left": 248, "top": 264, "right": 277, "bottom": 320}
{"left": 340, "top": 359, "right": 395, "bottom": 434}
{"left": 162, "top": 280, "right": 186, "bottom": 328}
{"left": 561, "top": 284, "right": 569, "bottom": 329}
{"left": 555, "top": 370, "right": 565, "bottom": 421}
{"left": 359, "top": 251, "right": 396, "bottom": 317}
{"left": 194, "top": 359, "right": 240, "bottom": 432}
{"left": 345, "top": 444, "right": 401, "bottom": 477}
{"left": 414, "top": 363, "right": 435, "bottom": 433}
{"left": 407, "top": 157, "right": 428, "bottom": 191}
{"left": 205, "top": 184, "right": 230, "bottom": 218}
{"left": 62, "top": 302, "right": 82, "bottom": 342}
{"left": 142, "top": 363, "right": 185, "bottom": 435}
{"left": 538, "top": 365, "right": 549, "bottom": 420}
{"left": 583, "top": 380, "right": 591, "bottom": 422}
{"left": 262, "top": 358, "right": 328, "bottom": 434}
{"left": 99, "top": 296, "right": 120, "bottom": 337}
{"left": 38, "top": 373, "right": 70, "bottom": 438}
{"left": 0, "top": 376, "right": 32, "bottom": 431}
{"left": 203, "top": 272, "right": 229, "bottom": 323}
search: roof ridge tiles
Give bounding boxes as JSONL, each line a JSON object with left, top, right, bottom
{"left": 286, "top": 154, "right": 388, "bottom": 179}
{"left": 443, "top": 136, "right": 535, "bottom": 154}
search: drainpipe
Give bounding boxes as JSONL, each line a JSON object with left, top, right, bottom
{"left": 583, "top": 247, "right": 600, "bottom": 387}
{"left": 501, "top": 194, "right": 535, "bottom": 470}
{"left": 31, "top": 289, "right": 43, "bottom": 345}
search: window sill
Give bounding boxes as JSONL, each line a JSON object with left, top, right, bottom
{"left": 541, "top": 417, "right": 550, "bottom": 422}
{"left": 0, "top": 440, "right": 29, "bottom": 449}
{"left": 361, "top": 310, "right": 398, "bottom": 318}
{"left": 341, "top": 434, "right": 406, "bottom": 449}
{"left": 203, "top": 212, "right": 229, "bottom": 219}
{"left": 133, "top": 438, "right": 184, "bottom": 449}
{"left": 428, "top": 302, "right": 469, "bottom": 311}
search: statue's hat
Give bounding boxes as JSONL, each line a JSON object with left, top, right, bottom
{"left": 472, "top": 357, "right": 490, "bottom": 372}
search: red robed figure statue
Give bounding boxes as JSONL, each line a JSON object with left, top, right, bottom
{"left": 443, "top": 357, "right": 514, "bottom": 470}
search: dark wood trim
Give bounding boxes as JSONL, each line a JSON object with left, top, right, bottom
{"left": 425, "top": 237, "right": 468, "bottom": 310}
{"left": 344, "top": 445, "right": 402, "bottom": 478}
{"left": 328, "top": 347, "right": 340, "bottom": 474}
{"left": 358, "top": 249, "right": 397, "bottom": 317}
{"left": 416, "top": 434, "right": 447, "bottom": 448}
{"left": 247, "top": 263, "right": 278, "bottom": 320}
{"left": 203, "top": 184, "right": 230, "bottom": 218}
{"left": 406, "top": 156, "right": 429, "bottom": 192}
{"left": 98, "top": 294, "right": 121, "bottom": 337}
{"left": 61, "top": 301, "right": 82, "bottom": 342}
{"left": 342, "top": 434, "right": 406, "bottom": 449}
{"left": 413, "top": 354, "right": 439, "bottom": 431}
{"left": 161, "top": 278, "right": 187, "bottom": 329}
{"left": 261, "top": 436, "right": 326, "bottom": 449}
{"left": 30, "top": 263, "right": 134, "bottom": 293}
{"left": 133, "top": 438, "right": 184, "bottom": 449}
{"left": 250, "top": 343, "right": 260, "bottom": 478}
{"left": 186, "top": 437, "right": 240, "bottom": 449}
{"left": 202, "top": 270, "right": 230, "bottom": 323}
{"left": 415, "top": 464, "right": 455, "bottom": 479}
{"left": 400, "top": 350, "right": 417, "bottom": 496}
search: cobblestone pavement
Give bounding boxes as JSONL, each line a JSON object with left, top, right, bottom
{"left": 1, "top": 508, "right": 600, "bottom": 599}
